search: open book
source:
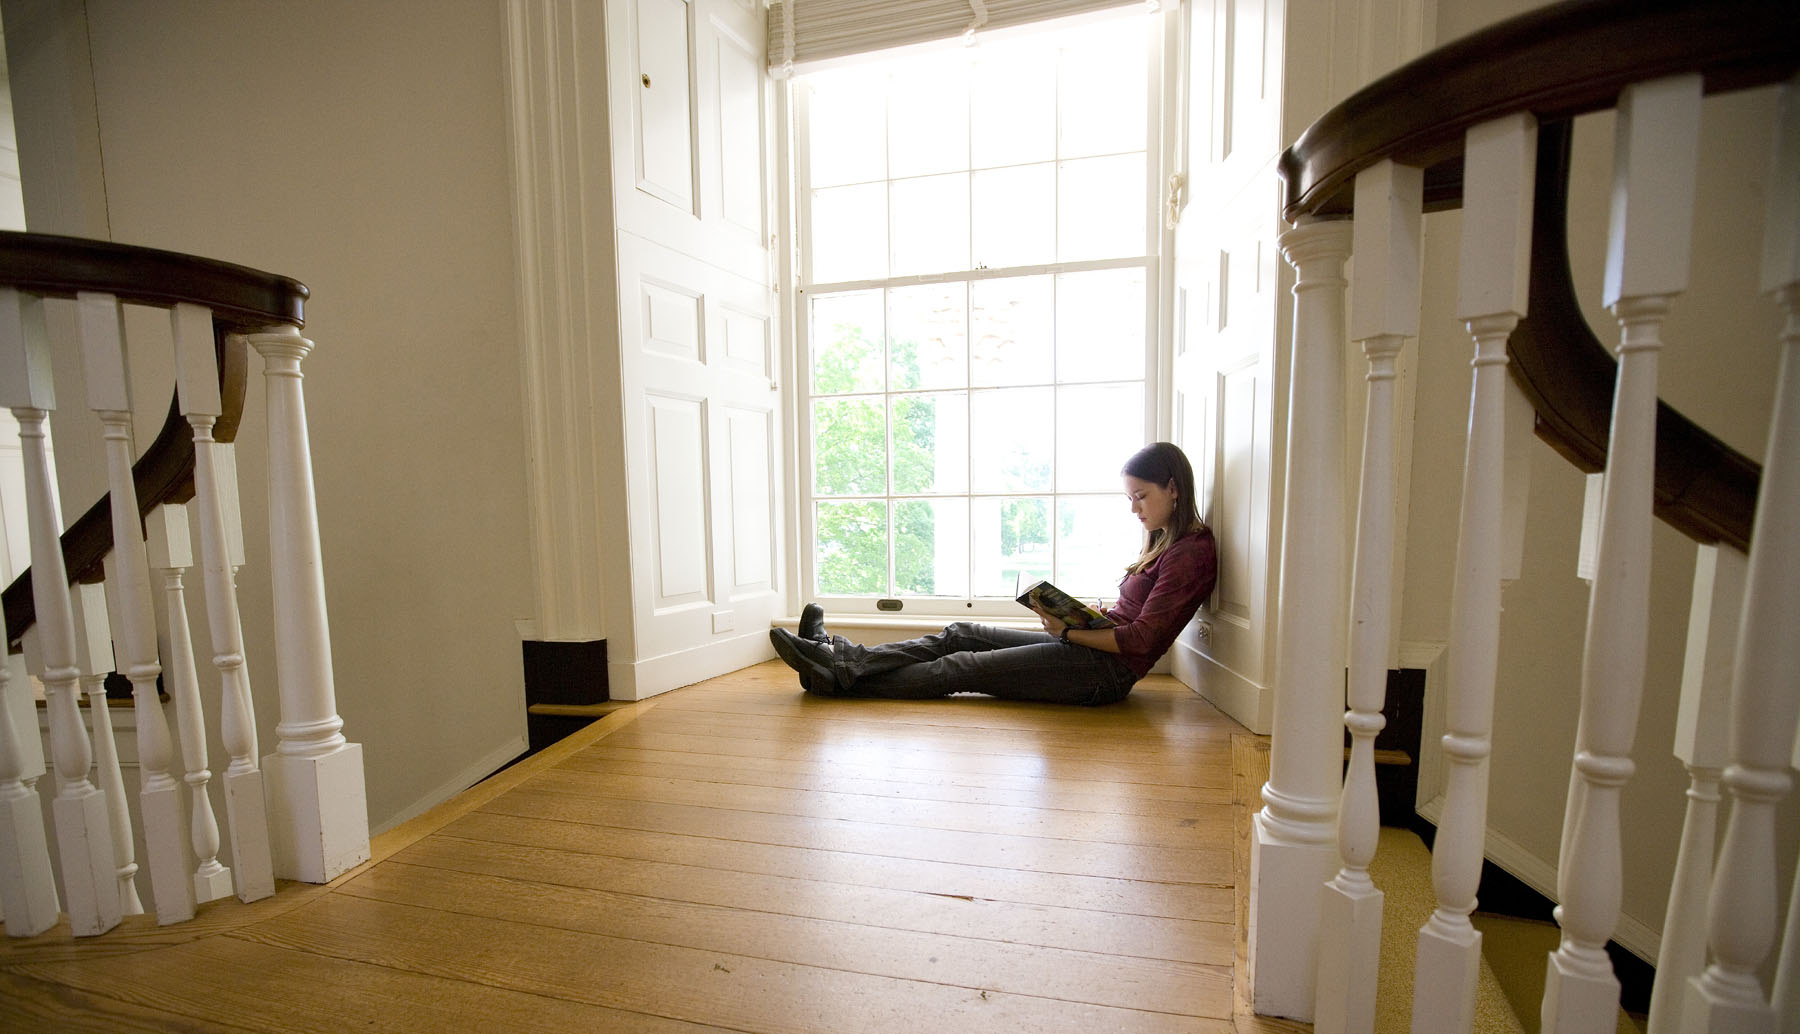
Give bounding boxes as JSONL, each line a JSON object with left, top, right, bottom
{"left": 1016, "top": 579, "right": 1115, "bottom": 630}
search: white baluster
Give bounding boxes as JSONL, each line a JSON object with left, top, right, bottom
{"left": 68, "top": 579, "right": 142, "bottom": 916}
{"left": 170, "top": 309, "right": 272, "bottom": 903}
{"left": 1412, "top": 111, "right": 1536, "bottom": 1034}
{"left": 249, "top": 326, "right": 368, "bottom": 883}
{"left": 1253, "top": 217, "right": 1353, "bottom": 1020}
{"left": 143, "top": 504, "right": 232, "bottom": 904}
{"left": 1, "top": 287, "right": 120, "bottom": 937}
{"left": 1314, "top": 159, "right": 1423, "bottom": 1034}
{"left": 1647, "top": 544, "right": 1745, "bottom": 1034}
{"left": 1772, "top": 714, "right": 1800, "bottom": 1031}
{"left": 74, "top": 291, "right": 192, "bottom": 926}
{"left": 1545, "top": 74, "right": 1704, "bottom": 1034}
{"left": 1684, "top": 70, "right": 1800, "bottom": 1034}
{"left": 0, "top": 646, "right": 59, "bottom": 936}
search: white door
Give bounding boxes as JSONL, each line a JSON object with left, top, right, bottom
{"left": 606, "top": 0, "right": 780, "bottom": 697}
{"left": 1168, "top": 0, "right": 1286, "bottom": 732}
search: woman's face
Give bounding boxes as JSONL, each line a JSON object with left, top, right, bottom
{"left": 1125, "top": 475, "right": 1178, "bottom": 533}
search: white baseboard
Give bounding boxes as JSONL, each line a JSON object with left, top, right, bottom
{"left": 609, "top": 629, "right": 778, "bottom": 700}
{"left": 373, "top": 734, "right": 527, "bottom": 835}
{"left": 1414, "top": 792, "right": 1659, "bottom": 964}
{"left": 1173, "top": 639, "right": 1271, "bottom": 734}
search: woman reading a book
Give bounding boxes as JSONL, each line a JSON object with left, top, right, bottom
{"left": 769, "top": 441, "right": 1216, "bottom": 705}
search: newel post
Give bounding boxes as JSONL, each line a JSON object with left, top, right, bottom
{"left": 248, "top": 326, "right": 369, "bottom": 883}
{"left": 1252, "top": 217, "right": 1353, "bottom": 1020}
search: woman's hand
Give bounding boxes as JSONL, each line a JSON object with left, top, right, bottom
{"left": 1031, "top": 605, "right": 1065, "bottom": 637}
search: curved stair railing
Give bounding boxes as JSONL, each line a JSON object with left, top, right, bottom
{"left": 0, "top": 231, "right": 367, "bottom": 939}
{"left": 1251, "top": 1, "right": 1798, "bottom": 1031}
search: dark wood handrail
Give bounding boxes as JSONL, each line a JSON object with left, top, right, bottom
{"left": 1277, "top": 0, "right": 1794, "bottom": 552}
{"left": 1279, "top": 0, "right": 1799, "bottom": 223}
{"left": 2, "top": 232, "right": 307, "bottom": 647}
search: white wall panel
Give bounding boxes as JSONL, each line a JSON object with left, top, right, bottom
{"left": 648, "top": 393, "right": 710, "bottom": 605}
{"left": 643, "top": 279, "right": 703, "bottom": 361}
{"left": 633, "top": 0, "right": 698, "bottom": 212}
{"left": 714, "top": 17, "right": 765, "bottom": 237}
{"left": 726, "top": 407, "right": 774, "bottom": 591}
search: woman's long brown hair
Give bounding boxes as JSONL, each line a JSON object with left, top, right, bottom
{"left": 1122, "top": 442, "right": 1207, "bottom": 575}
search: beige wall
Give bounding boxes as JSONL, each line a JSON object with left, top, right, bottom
{"left": 1398, "top": 0, "right": 1797, "bottom": 959}
{"left": 6, "top": 0, "right": 536, "bottom": 832}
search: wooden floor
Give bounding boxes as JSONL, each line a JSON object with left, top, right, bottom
{"left": 1, "top": 660, "right": 1305, "bottom": 1033}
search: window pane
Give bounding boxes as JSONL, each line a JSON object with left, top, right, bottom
{"left": 971, "top": 164, "right": 1055, "bottom": 270}
{"left": 892, "top": 392, "right": 968, "bottom": 495}
{"left": 816, "top": 500, "right": 888, "bottom": 595}
{"left": 895, "top": 497, "right": 968, "bottom": 597}
{"left": 890, "top": 173, "right": 969, "bottom": 277}
{"left": 806, "top": 71, "right": 886, "bottom": 187}
{"left": 971, "top": 387, "right": 1053, "bottom": 492}
{"left": 887, "top": 58, "right": 969, "bottom": 179}
{"left": 1056, "top": 268, "right": 1145, "bottom": 382}
{"left": 811, "top": 291, "right": 885, "bottom": 394}
{"left": 888, "top": 283, "right": 967, "bottom": 391}
{"left": 973, "top": 496, "right": 1051, "bottom": 598}
{"left": 970, "top": 275, "right": 1053, "bottom": 387}
{"left": 1057, "top": 28, "right": 1147, "bottom": 160}
{"left": 813, "top": 398, "right": 886, "bottom": 495}
{"left": 1056, "top": 495, "right": 1143, "bottom": 600}
{"left": 1056, "top": 382, "right": 1144, "bottom": 491}
{"left": 971, "top": 51, "right": 1055, "bottom": 169}
{"left": 1058, "top": 154, "right": 1145, "bottom": 262}
{"left": 811, "top": 183, "right": 887, "bottom": 282}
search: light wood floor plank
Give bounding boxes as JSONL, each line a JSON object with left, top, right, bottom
{"left": 338, "top": 860, "right": 1233, "bottom": 1016}
{"left": 439, "top": 809, "right": 1231, "bottom": 921}
{"left": 523, "top": 765, "right": 1231, "bottom": 849}
{"left": 641, "top": 696, "right": 1239, "bottom": 756}
{"left": 237, "top": 894, "right": 1231, "bottom": 1034}
{"left": 597, "top": 725, "right": 1221, "bottom": 788}
{"left": 479, "top": 784, "right": 1228, "bottom": 884}
{"left": 18, "top": 935, "right": 736, "bottom": 1033}
{"left": 2, "top": 665, "right": 1260, "bottom": 1034}
{"left": 390, "top": 832, "right": 1233, "bottom": 963}
{"left": 556, "top": 746, "right": 1233, "bottom": 813}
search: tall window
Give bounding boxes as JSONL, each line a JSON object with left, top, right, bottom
{"left": 795, "top": 11, "right": 1158, "bottom": 611}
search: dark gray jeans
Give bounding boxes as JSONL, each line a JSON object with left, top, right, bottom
{"left": 825, "top": 622, "right": 1138, "bottom": 706}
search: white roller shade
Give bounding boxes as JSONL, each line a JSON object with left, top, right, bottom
{"left": 768, "top": 0, "right": 1149, "bottom": 77}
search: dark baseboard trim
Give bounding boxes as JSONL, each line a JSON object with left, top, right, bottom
{"left": 521, "top": 639, "right": 608, "bottom": 706}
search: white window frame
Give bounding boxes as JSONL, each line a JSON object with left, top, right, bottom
{"left": 782, "top": 10, "right": 1171, "bottom": 620}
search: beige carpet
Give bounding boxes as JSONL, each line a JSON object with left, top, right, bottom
{"left": 1370, "top": 826, "right": 1526, "bottom": 1033}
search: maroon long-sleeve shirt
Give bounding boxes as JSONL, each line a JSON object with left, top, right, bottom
{"left": 1104, "top": 529, "right": 1218, "bottom": 677}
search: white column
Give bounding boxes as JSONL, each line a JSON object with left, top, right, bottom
{"left": 75, "top": 291, "right": 193, "bottom": 926}
{"left": 1, "top": 288, "right": 120, "bottom": 937}
{"left": 1684, "top": 71, "right": 1800, "bottom": 1033}
{"left": 1252, "top": 217, "right": 1352, "bottom": 1020}
{"left": 248, "top": 327, "right": 368, "bottom": 883}
{"left": 0, "top": 643, "right": 59, "bottom": 936}
{"left": 69, "top": 579, "right": 142, "bottom": 916}
{"left": 169, "top": 308, "right": 273, "bottom": 903}
{"left": 1646, "top": 544, "right": 1744, "bottom": 1034}
{"left": 143, "top": 503, "right": 232, "bottom": 904}
{"left": 1412, "top": 111, "right": 1536, "bottom": 1034}
{"left": 1544, "top": 74, "right": 1704, "bottom": 1034}
{"left": 1314, "top": 160, "right": 1423, "bottom": 1034}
